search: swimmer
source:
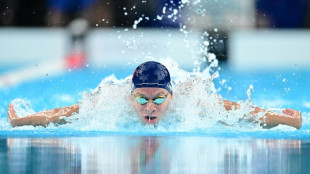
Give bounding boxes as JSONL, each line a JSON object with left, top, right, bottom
{"left": 7, "top": 61, "right": 302, "bottom": 129}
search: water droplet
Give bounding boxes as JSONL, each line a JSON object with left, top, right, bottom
{"left": 203, "top": 41, "right": 209, "bottom": 46}
{"left": 156, "top": 15, "right": 163, "bottom": 20}
{"left": 173, "top": 9, "right": 178, "bottom": 15}
{"left": 181, "top": 0, "right": 189, "bottom": 4}
{"left": 133, "top": 17, "right": 143, "bottom": 29}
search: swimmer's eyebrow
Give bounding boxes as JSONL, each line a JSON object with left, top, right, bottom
{"left": 134, "top": 93, "right": 149, "bottom": 98}
{"left": 134, "top": 91, "right": 167, "bottom": 98}
{"left": 155, "top": 91, "right": 167, "bottom": 96}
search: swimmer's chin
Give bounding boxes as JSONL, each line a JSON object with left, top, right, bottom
{"left": 143, "top": 115, "right": 158, "bottom": 124}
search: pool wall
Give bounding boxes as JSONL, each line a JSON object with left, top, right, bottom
{"left": 229, "top": 30, "right": 310, "bottom": 71}
{"left": 1, "top": 28, "right": 310, "bottom": 72}
{"left": 0, "top": 28, "right": 201, "bottom": 71}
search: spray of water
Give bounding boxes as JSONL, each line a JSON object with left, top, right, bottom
{"left": 58, "top": 59, "right": 262, "bottom": 131}
{"left": 0, "top": 57, "right": 257, "bottom": 132}
{"left": 0, "top": 1, "right": 304, "bottom": 133}
{"left": 11, "top": 98, "right": 35, "bottom": 117}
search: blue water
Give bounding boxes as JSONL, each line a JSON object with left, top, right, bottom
{"left": 0, "top": 64, "right": 309, "bottom": 138}
{"left": 215, "top": 67, "right": 310, "bottom": 112}
{"left": 1, "top": 136, "right": 310, "bottom": 174}
{"left": 1, "top": 65, "right": 309, "bottom": 112}
{"left": 1, "top": 64, "right": 310, "bottom": 174}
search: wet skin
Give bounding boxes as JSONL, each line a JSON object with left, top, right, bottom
{"left": 131, "top": 88, "right": 172, "bottom": 124}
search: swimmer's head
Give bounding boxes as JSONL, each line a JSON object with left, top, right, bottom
{"left": 132, "top": 61, "right": 172, "bottom": 94}
{"left": 131, "top": 61, "right": 173, "bottom": 124}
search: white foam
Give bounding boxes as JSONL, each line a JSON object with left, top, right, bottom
{"left": 1, "top": 59, "right": 305, "bottom": 132}
{"left": 11, "top": 98, "right": 35, "bottom": 117}
{"left": 58, "top": 59, "right": 262, "bottom": 131}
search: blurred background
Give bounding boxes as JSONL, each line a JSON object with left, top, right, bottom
{"left": 0, "top": 0, "right": 310, "bottom": 112}
{"left": 1, "top": 0, "right": 309, "bottom": 70}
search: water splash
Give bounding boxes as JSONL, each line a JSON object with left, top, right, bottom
{"left": 2, "top": 59, "right": 266, "bottom": 132}
{"left": 11, "top": 98, "right": 35, "bottom": 117}
{"left": 133, "top": 17, "right": 143, "bottom": 29}
{"left": 69, "top": 59, "right": 264, "bottom": 132}
{"left": 0, "top": 1, "right": 306, "bottom": 136}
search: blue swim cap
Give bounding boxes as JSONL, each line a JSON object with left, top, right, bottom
{"left": 132, "top": 61, "right": 173, "bottom": 94}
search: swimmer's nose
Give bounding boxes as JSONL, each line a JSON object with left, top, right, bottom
{"left": 146, "top": 102, "right": 156, "bottom": 114}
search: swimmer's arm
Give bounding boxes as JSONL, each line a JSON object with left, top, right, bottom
{"left": 223, "top": 100, "right": 302, "bottom": 129}
{"left": 7, "top": 103, "right": 79, "bottom": 127}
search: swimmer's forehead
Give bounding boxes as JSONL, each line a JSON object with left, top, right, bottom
{"left": 133, "top": 88, "right": 169, "bottom": 97}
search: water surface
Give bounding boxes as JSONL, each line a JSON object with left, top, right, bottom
{"left": 1, "top": 136, "right": 309, "bottom": 174}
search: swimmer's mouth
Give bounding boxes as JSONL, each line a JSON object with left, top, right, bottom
{"left": 144, "top": 116, "right": 157, "bottom": 123}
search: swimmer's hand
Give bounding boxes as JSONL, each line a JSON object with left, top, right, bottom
{"left": 7, "top": 103, "right": 79, "bottom": 127}
{"left": 223, "top": 100, "right": 302, "bottom": 129}
{"left": 261, "top": 108, "right": 302, "bottom": 129}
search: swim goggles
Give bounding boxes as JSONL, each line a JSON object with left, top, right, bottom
{"left": 134, "top": 95, "right": 168, "bottom": 105}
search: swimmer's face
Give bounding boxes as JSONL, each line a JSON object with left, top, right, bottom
{"left": 132, "top": 88, "right": 172, "bottom": 124}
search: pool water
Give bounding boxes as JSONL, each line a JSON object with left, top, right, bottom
{"left": 1, "top": 136, "right": 310, "bottom": 174}
{"left": 0, "top": 63, "right": 310, "bottom": 173}
{"left": 1, "top": 64, "right": 309, "bottom": 131}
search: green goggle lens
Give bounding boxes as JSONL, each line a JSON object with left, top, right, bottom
{"left": 153, "top": 97, "right": 166, "bottom": 105}
{"left": 135, "top": 96, "right": 167, "bottom": 105}
{"left": 135, "top": 97, "right": 148, "bottom": 105}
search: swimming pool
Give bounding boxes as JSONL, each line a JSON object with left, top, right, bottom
{"left": 0, "top": 62, "right": 309, "bottom": 173}
{"left": 1, "top": 0, "right": 309, "bottom": 171}
{"left": 1, "top": 136, "right": 309, "bottom": 173}
{"left": 1, "top": 63, "right": 309, "bottom": 130}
